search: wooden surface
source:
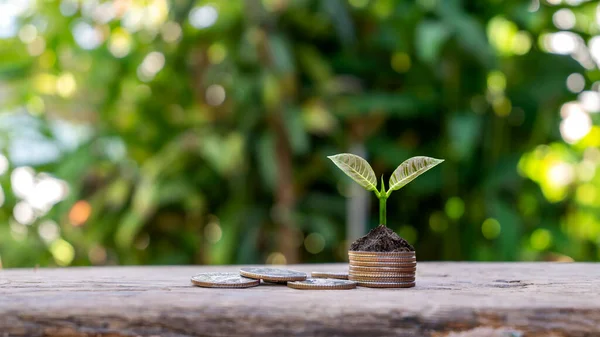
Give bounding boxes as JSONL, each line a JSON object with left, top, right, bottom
{"left": 1, "top": 263, "right": 599, "bottom": 337}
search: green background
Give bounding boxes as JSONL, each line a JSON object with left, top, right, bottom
{"left": 1, "top": 0, "right": 599, "bottom": 268}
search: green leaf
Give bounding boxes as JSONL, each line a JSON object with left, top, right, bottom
{"left": 327, "top": 153, "right": 378, "bottom": 192}
{"left": 387, "top": 156, "right": 444, "bottom": 195}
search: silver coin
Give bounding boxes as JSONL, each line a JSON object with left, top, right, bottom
{"left": 191, "top": 272, "right": 260, "bottom": 288}
{"left": 240, "top": 267, "right": 307, "bottom": 281}
{"left": 287, "top": 278, "right": 356, "bottom": 290}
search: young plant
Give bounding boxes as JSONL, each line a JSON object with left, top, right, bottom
{"left": 328, "top": 154, "right": 444, "bottom": 226}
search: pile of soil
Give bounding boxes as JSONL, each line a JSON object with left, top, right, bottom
{"left": 350, "top": 225, "right": 414, "bottom": 252}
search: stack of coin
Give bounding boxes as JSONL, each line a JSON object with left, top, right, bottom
{"left": 348, "top": 251, "right": 416, "bottom": 288}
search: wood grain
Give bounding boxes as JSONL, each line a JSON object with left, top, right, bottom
{"left": 0, "top": 263, "right": 599, "bottom": 337}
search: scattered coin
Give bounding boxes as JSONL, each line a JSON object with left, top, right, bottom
{"left": 239, "top": 267, "right": 307, "bottom": 282}
{"left": 349, "top": 275, "right": 415, "bottom": 282}
{"left": 191, "top": 272, "right": 260, "bottom": 288}
{"left": 349, "top": 260, "right": 417, "bottom": 267}
{"left": 349, "top": 265, "right": 416, "bottom": 273}
{"left": 311, "top": 271, "right": 349, "bottom": 280}
{"left": 262, "top": 280, "right": 289, "bottom": 285}
{"left": 287, "top": 278, "right": 356, "bottom": 290}
{"left": 355, "top": 280, "right": 416, "bottom": 288}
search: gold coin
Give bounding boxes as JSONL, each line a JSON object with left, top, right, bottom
{"left": 239, "top": 267, "right": 307, "bottom": 282}
{"left": 349, "top": 271, "right": 416, "bottom": 278}
{"left": 349, "top": 275, "right": 415, "bottom": 282}
{"left": 349, "top": 259, "right": 417, "bottom": 267}
{"left": 355, "top": 280, "right": 416, "bottom": 288}
{"left": 349, "top": 256, "right": 416, "bottom": 262}
{"left": 348, "top": 251, "right": 415, "bottom": 257}
{"left": 311, "top": 271, "right": 349, "bottom": 280}
{"left": 287, "top": 278, "right": 356, "bottom": 290}
{"left": 349, "top": 265, "right": 416, "bottom": 273}
{"left": 191, "top": 272, "right": 260, "bottom": 288}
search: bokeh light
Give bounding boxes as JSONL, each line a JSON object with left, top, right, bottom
{"left": 189, "top": 5, "right": 218, "bottom": 29}
{"left": 69, "top": 200, "right": 92, "bottom": 227}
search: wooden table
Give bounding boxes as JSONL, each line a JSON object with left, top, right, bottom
{"left": 1, "top": 263, "right": 598, "bottom": 337}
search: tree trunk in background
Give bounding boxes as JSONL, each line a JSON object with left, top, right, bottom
{"left": 273, "top": 114, "right": 299, "bottom": 264}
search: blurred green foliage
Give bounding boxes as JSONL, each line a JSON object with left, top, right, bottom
{"left": 1, "top": 0, "right": 600, "bottom": 268}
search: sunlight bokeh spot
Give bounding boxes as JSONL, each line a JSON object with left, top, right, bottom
{"left": 38, "top": 220, "right": 60, "bottom": 243}
{"left": 487, "top": 17, "right": 530, "bottom": 55}
{"left": 59, "top": 0, "right": 78, "bottom": 16}
{"left": 0, "top": 154, "right": 9, "bottom": 176}
{"left": 138, "top": 51, "right": 165, "bottom": 82}
{"left": 590, "top": 37, "right": 600, "bottom": 66}
{"left": 481, "top": 218, "right": 501, "bottom": 239}
{"left": 304, "top": 233, "right": 325, "bottom": 254}
{"left": 11, "top": 167, "right": 35, "bottom": 199}
{"left": 576, "top": 159, "right": 597, "bottom": 182}
{"left": 135, "top": 233, "right": 150, "bottom": 250}
{"left": 18, "top": 24, "right": 37, "bottom": 44}
{"left": 205, "top": 84, "right": 226, "bottom": 106}
{"left": 89, "top": 245, "right": 108, "bottom": 265}
{"left": 205, "top": 220, "right": 223, "bottom": 244}
{"left": 398, "top": 226, "right": 417, "bottom": 244}
{"left": 429, "top": 212, "right": 448, "bottom": 233}
{"left": 72, "top": 21, "right": 103, "bottom": 50}
{"left": 349, "top": 0, "right": 369, "bottom": 8}
{"left": 0, "top": 185, "right": 5, "bottom": 208}
{"left": 487, "top": 71, "right": 506, "bottom": 94}
{"left": 108, "top": 28, "right": 132, "bottom": 58}
{"left": 33, "top": 73, "right": 57, "bottom": 95}
{"left": 372, "top": 0, "right": 393, "bottom": 18}
{"left": 13, "top": 201, "right": 35, "bottom": 225}
{"left": 28, "top": 175, "right": 69, "bottom": 212}
{"left": 208, "top": 43, "right": 227, "bottom": 64}
{"left": 492, "top": 96, "right": 512, "bottom": 117}
{"left": 391, "top": 52, "right": 411, "bottom": 73}
{"left": 445, "top": 197, "right": 465, "bottom": 220}
{"left": 552, "top": 8, "right": 576, "bottom": 30}
{"left": 512, "top": 31, "right": 532, "bottom": 55}
{"left": 56, "top": 73, "right": 77, "bottom": 98}
{"left": 530, "top": 229, "right": 552, "bottom": 251}
{"left": 69, "top": 200, "right": 92, "bottom": 226}
{"left": 560, "top": 108, "right": 592, "bottom": 144}
{"left": 161, "top": 21, "right": 182, "bottom": 43}
{"left": 189, "top": 5, "right": 218, "bottom": 29}
{"left": 541, "top": 32, "right": 579, "bottom": 55}
{"left": 547, "top": 162, "right": 574, "bottom": 189}
{"left": 578, "top": 91, "right": 600, "bottom": 113}
{"left": 50, "top": 239, "right": 75, "bottom": 266}
{"left": 266, "top": 252, "right": 287, "bottom": 265}
{"left": 566, "top": 73, "right": 585, "bottom": 93}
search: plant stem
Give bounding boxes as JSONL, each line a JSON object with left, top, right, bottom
{"left": 379, "top": 176, "right": 387, "bottom": 226}
{"left": 379, "top": 195, "right": 387, "bottom": 226}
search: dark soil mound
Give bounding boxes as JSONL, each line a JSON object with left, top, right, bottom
{"left": 350, "top": 225, "right": 414, "bottom": 252}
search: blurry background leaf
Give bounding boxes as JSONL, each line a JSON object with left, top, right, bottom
{"left": 0, "top": 0, "right": 598, "bottom": 268}
{"left": 415, "top": 21, "right": 452, "bottom": 65}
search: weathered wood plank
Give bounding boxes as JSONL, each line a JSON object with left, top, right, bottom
{"left": 0, "top": 263, "right": 599, "bottom": 337}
